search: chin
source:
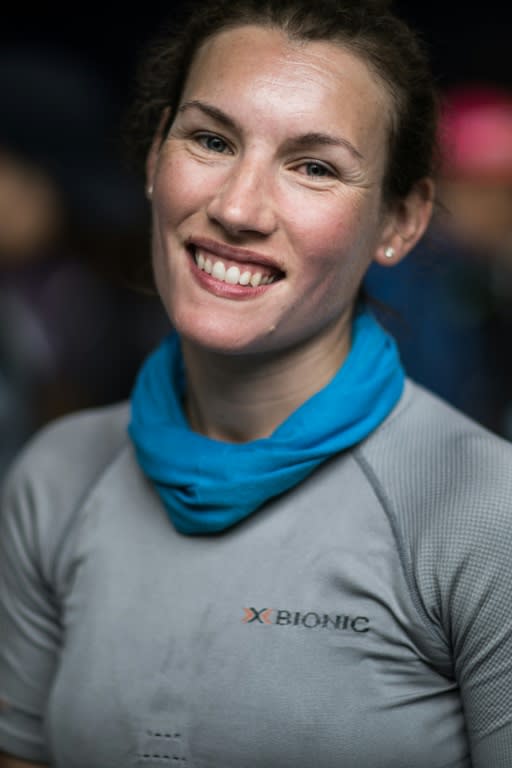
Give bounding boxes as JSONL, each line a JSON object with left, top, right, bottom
{"left": 173, "top": 310, "right": 274, "bottom": 356}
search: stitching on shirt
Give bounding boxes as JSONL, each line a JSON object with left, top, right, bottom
{"left": 50, "top": 437, "right": 130, "bottom": 588}
{"left": 353, "top": 448, "right": 449, "bottom": 655}
{"left": 137, "top": 757, "right": 186, "bottom": 762}
{"left": 137, "top": 730, "right": 187, "bottom": 762}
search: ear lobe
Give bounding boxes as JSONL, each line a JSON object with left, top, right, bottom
{"left": 145, "top": 106, "right": 173, "bottom": 198}
{"left": 374, "top": 177, "right": 435, "bottom": 267}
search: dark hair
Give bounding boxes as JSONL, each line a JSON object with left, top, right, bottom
{"left": 124, "top": 0, "right": 438, "bottom": 204}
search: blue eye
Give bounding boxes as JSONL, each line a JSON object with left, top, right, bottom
{"left": 198, "top": 134, "right": 229, "bottom": 153}
{"left": 304, "top": 162, "right": 332, "bottom": 178}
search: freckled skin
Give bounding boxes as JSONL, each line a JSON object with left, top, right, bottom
{"left": 147, "top": 25, "right": 395, "bottom": 362}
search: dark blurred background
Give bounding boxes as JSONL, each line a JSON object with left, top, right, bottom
{"left": 3, "top": 4, "right": 512, "bottom": 103}
{"left": 1, "top": 3, "right": 512, "bottom": 477}
{"left": 3, "top": 4, "right": 512, "bottom": 117}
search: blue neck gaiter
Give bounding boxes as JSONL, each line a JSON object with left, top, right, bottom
{"left": 128, "top": 306, "right": 404, "bottom": 535}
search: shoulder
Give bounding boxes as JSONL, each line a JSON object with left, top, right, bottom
{"left": 359, "top": 379, "right": 512, "bottom": 503}
{"left": 356, "top": 381, "right": 512, "bottom": 647}
{"left": 1, "top": 402, "right": 131, "bottom": 578}
{"left": 355, "top": 379, "right": 512, "bottom": 567}
{"left": 356, "top": 379, "right": 512, "bottom": 610}
{"left": 3, "top": 400, "right": 130, "bottom": 495}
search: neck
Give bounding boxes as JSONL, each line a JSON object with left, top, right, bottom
{"left": 181, "top": 312, "right": 353, "bottom": 443}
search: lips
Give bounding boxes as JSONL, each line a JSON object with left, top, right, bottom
{"left": 186, "top": 237, "right": 284, "bottom": 288}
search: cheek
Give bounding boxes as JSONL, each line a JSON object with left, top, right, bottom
{"left": 290, "top": 203, "right": 372, "bottom": 279}
{"left": 289, "top": 207, "right": 381, "bottom": 319}
{"left": 154, "top": 152, "right": 212, "bottom": 220}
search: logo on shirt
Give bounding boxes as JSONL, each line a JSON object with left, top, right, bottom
{"left": 242, "top": 607, "right": 370, "bottom": 632}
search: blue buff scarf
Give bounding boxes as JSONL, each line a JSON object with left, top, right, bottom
{"left": 128, "top": 306, "right": 404, "bottom": 535}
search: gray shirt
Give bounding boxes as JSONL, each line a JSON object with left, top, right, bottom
{"left": 1, "top": 381, "right": 512, "bottom": 766}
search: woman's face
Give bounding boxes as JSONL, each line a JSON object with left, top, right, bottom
{"left": 147, "top": 25, "right": 397, "bottom": 357}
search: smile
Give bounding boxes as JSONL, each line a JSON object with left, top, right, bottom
{"left": 194, "top": 249, "right": 279, "bottom": 287}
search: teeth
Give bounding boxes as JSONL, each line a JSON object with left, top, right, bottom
{"left": 194, "top": 250, "right": 277, "bottom": 287}
{"left": 225, "top": 266, "right": 241, "bottom": 285}
{"left": 212, "top": 260, "right": 226, "bottom": 280}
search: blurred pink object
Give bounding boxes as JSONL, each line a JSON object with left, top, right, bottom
{"left": 439, "top": 85, "right": 512, "bottom": 180}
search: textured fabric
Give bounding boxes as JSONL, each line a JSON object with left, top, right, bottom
{"left": 1, "top": 383, "right": 512, "bottom": 767}
{"left": 128, "top": 306, "right": 405, "bottom": 533}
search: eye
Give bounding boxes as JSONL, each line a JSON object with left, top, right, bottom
{"left": 196, "top": 133, "right": 231, "bottom": 154}
{"left": 293, "top": 159, "right": 337, "bottom": 180}
{"left": 302, "top": 161, "right": 335, "bottom": 178}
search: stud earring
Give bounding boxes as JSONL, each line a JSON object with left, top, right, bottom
{"left": 384, "top": 246, "right": 395, "bottom": 260}
{"left": 146, "top": 184, "right": 153, "bottom": 199}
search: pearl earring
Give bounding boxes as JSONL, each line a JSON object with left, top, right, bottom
{"left": 384, "top": 246, "right": 395, "bottom": 260}
{"left": 147, "top": 184, "right": 153, "bottom": 199}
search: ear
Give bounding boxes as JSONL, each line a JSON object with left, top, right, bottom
{"left": 145, "top": 107, "right": 172, "bottom": 200}
{"left": 374, "top": 177, "right": 435, "bottom": 267}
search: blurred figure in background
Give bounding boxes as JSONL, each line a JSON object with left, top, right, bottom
{"left": 0, "top": 47, "right": 170, "bottom": 477}
{"left": 365, "top": 81, "right": 512, "bottom": 439}
{"left": 439, "top": 84, "right": 512, "bottom": 258}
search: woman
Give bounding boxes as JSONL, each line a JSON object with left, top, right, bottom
{"left": 1, "top": 1, "right": 512, "bottom": 765}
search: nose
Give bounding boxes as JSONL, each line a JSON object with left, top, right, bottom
{"left": 206, "top": 155, "right": 278, "bottom": 237}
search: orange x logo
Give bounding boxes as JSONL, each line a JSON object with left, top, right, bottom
{"left": 242, "top": 607, "right": 273, "bottom": 624}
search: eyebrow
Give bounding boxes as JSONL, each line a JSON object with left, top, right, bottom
{"left": 283, "top": 132, "right": 364, "bottom": 161}
{"left": 177, "top": 99, "right": 364, "bottom": 161}
{"left": 178, "top": 100, "right": 238, "bottom": 131}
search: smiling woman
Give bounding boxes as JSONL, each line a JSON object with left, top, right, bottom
{"left": 148, "top": 27, "right": 395, "bottom": 366}
{"left": 1, "top": 1, "right": 512, "bottom": 766}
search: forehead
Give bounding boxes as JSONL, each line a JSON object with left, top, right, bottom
{"left": 180, "top": 25, "right": 392, "bottom": 159}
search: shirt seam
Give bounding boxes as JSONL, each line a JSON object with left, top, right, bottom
{"left": 49, "top": 438, "right": 131, "bottom": 589}
{"left": 353, "top": 447, "right": 449, "bottom": 656}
